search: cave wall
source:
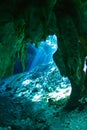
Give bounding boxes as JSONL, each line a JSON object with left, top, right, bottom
{"left": 0, "top": 0, "right": 57, "bottom": 78}
{"left": 53, "top": 0, "right": 87, "bottom": 108}
{"left": 0, "top": 0, "right": 87, "bottom": 108}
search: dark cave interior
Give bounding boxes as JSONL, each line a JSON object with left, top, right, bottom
{"left": 0, "top": 0, "right": 87, "bottom": 129}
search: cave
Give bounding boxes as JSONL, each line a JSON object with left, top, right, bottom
{"left": 0, "top": 0, "right": 87, "bottom": 129}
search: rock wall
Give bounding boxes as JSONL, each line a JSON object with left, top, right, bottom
{"left": 0, "top": 0, "right": 87, "bottom": 109}
{"left": 53, "top": 0, "right": 87, "bottom": 109}
{"left": 0, "top": 0, "right": 57, "bottom": 78}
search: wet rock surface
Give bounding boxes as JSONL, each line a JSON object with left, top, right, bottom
{"left": 0, "top": 63, "right": 87, "bottom": 130}
{"left": 0, "top": 0, "right": 87, "bottom": 114}
{"left": 0, "top": 63, "right": 71, "bottom": 130}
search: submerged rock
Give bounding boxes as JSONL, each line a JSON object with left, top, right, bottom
{"left": 0, "top": 62, "right": 71, "bottom": 129}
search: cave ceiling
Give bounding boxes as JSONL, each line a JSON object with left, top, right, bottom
{"left": 0, "top": 0, "right": 87, "bottom": 80}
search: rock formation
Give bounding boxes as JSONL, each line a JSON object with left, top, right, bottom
{"left": 53, "top": 0, "right": 87, "bottom": 109}
{"left": 0, "top": 0, "right": 87, "bottom": 109}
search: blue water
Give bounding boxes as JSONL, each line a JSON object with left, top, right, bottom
{"left": 28, "top": 34, "right": 58, "bottom": 71}
{"left": 14, "top": 34, "right": 58, "bottom": 73}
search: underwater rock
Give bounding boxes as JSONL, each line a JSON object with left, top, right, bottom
{"left": 0, "top": 0, "right": 87, "bottom": 127}
{"left": 0, "top": 62, "right": 71, "bottom": 129}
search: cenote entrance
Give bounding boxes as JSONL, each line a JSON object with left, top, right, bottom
{"left": 10, "top": 34, "right": 72, "bottom": 101}
{"left": 0, "top": 34, "right": 72, "bottom": 129}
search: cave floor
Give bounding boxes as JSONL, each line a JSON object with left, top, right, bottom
{"left": 0, "top": 63, "right": 87, "bottom": 130}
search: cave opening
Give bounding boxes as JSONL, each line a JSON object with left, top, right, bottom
{"left": 13, "top": 34, "right": 72, "bottom": 101}
{"left": 0, "top": 34, "right": 72, "bottom": 129}
{"left": 26, "top": 34, "right": 58, "bottom": 72}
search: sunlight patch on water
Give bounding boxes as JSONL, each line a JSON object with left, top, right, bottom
{"left": 48, "top": 87, "right": 72, "bottom": 101}
{"left": 50, "top": 66, "right": 56, "bottom": 71}
{"left": 32, "top": 94, "right": 42, "bottom": 102}
{"left": 46, "top": 34, "right": 58, "bottom": 53}
{"left": 22, "top": 79, "right": 32, "bottom": 86}
{"left": 31, "top": 87, "right": 72, "bottom": 102}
